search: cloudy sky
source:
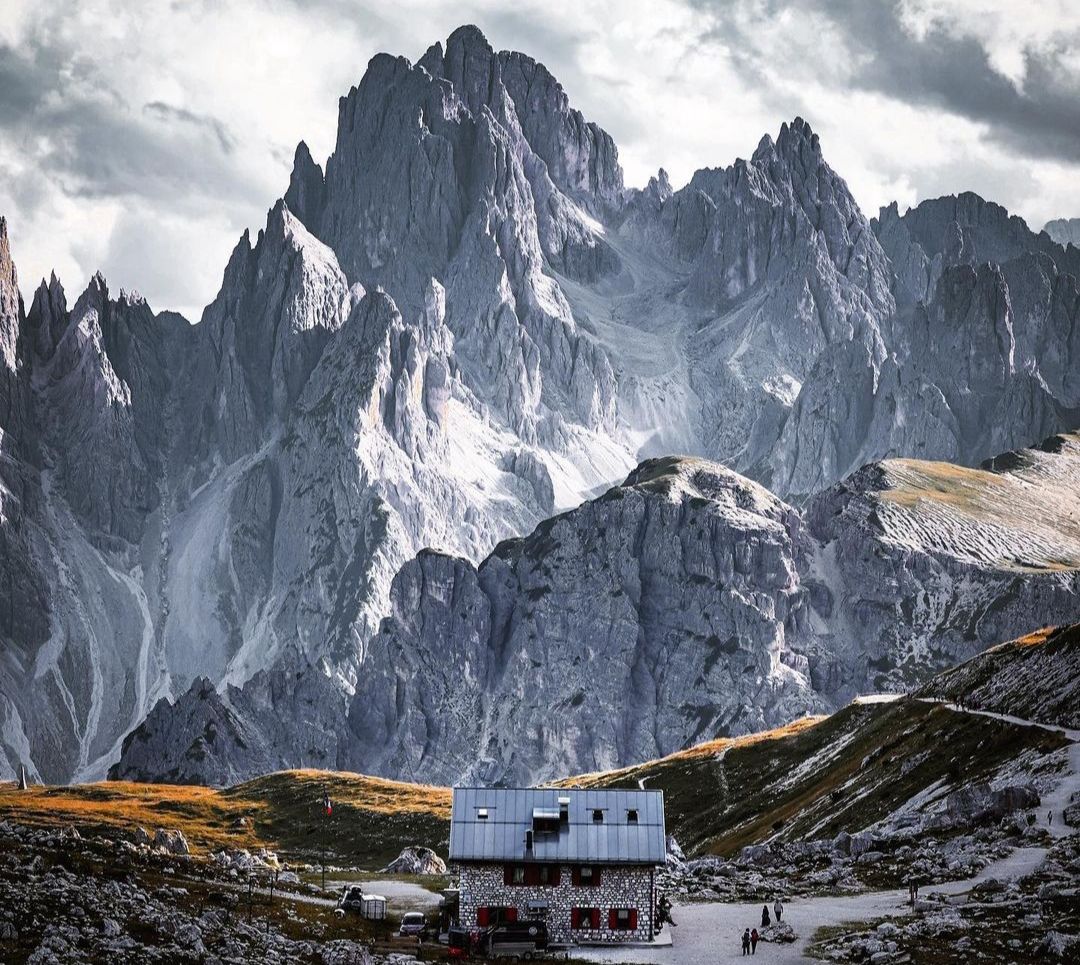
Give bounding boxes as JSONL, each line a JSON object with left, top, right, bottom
{"left": 1, "top": 0, "right": 1078, "bottom": 319}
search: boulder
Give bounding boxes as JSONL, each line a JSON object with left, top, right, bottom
{"left": 382, "top": 846, "right": 446, "bottom": 875}
{"left": 666, "top": 835, "right": 685, "bottom": 865}
{"left": 153, "top": 829, "right": 190, "bottom": 856}
{"left": 759, "top": 922, "right": 796, "bottom": 943}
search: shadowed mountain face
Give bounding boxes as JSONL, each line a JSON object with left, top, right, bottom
{"left": 1, "top": 26, "right": 1079, "bottom": 784}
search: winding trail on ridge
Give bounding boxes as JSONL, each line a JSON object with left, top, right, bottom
{"left": 577, "top": 701, "right": 1079, "bottom": 964}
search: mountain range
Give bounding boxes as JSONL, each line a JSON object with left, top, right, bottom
{"left": 1, "top": 25, "right": 1078, "bottom": 786}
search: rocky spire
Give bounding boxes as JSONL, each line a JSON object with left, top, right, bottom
{"left": 283, "top": 141, "right": 326, "bottom": 234}
{"left": 0, "top": 216, "right": 22, "bottom": 372}
{"left": 25, "top": 273, "right": 68, "bottom": 359}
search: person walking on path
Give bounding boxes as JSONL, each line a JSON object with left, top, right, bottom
{"left": 773, "top": 897, "right": 783, "bottom": 922}
{"left": 742, "top": 929, "right": 751, "bottom": 956}
{"left": 750, "top": 928, "right": 759, "bottom": 955}
{"left": 761, "top": 904, "right": 771, "bottom": 928}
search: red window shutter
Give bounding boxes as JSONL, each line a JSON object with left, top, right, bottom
{"left": 550, "top": 865, "right": 561, "bottom": 886}
{"left": 477, "top": 907, "right": 490, "bottom": 927}
{"left": 593, "top": 867, "right": 601, "bottom": 887}
{"left": 504, "top": 865, "right": 514, "bottom": 886}
{"left": 524, "top": 865, "right": 539, "bottom": 886}
{"left": 629, "top": 909, "right": 638, "bottom": 930}
{"left": 608, "top": 909, "right": 618, "bottom": 930}
{"left": 506, "top": 907, "right": 518, "bottom": 923}
{"left": 591, "top": 908, "right": 601, "bottom": 929}
{"left": 572, "top": 866, "right": 580, "bottom": 887}
{"left": 571, "top": 908, "right": 580, "bottom": 929}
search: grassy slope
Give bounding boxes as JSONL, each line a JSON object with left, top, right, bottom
{"left": 566, "top": 698, "right": 1067, "bottom": 857}
{"left": 917, "top": 623, "right": 1080, "bottom": 729}
{"left": 0, "top": 769, "right": 450, "bottom": 867}
{"left": 2, "top": 634, "right": 1074, "bottom": 868}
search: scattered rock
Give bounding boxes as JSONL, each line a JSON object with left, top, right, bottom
{"left": 153, "top": 829, "right": 190, "bottom": 856}
{"left": 382, "top": 846, "right": 446, "bottom": 875}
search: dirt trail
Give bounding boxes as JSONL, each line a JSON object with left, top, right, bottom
{"left": 577, "top": 703, "right": 1078, "bottom": 963}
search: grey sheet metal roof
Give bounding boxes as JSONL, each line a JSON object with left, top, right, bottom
{"left": 449, "top": 787, "right": 666, "bottom": 865}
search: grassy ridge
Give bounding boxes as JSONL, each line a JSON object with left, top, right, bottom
{"left": 0, "top": 769, "right": 450, "bottom": 866}
{"left": 917, "top": 623, "right": 1080, "bottom": 729}
{"left": 569, "top": 698, "right": 1067, "bottom": 856}
{"left": 0, "top": 691, "right": 1069, "bottom": 866}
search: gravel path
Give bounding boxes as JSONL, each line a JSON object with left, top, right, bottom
{"left": 575, "top": 846, "right": 1049, "bottom": 965}
{"left": 577, "top": 703, "right": 1078, "bottom": 964}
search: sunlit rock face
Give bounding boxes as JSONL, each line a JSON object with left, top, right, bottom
{"left": 2, "top": 26, "right": 1079, "bottom": 786}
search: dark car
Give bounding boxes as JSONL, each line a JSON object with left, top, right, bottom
{"left": 399, "top": 912, "right": 428, "bottom": 938}
{"left": 482, "top": 920, "right": 549, "bottom": 957}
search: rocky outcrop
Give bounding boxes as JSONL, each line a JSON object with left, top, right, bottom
{"left": 918, "top": 623, "right": 1080, "bottom": 730}
{"left": 347, "top": 457, "right": 823, "bottom": 785}
{"left": 382, "top": 846, "right": 446, "bottom": 875}
{"left": 1044, "top": 217, "right": 1080, "bottom": 248}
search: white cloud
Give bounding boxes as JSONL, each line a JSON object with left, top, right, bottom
{"left": 0, "top": 0, "right": 1077, "bottom": 320}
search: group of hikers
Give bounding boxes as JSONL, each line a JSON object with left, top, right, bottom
{"left": 740, "top": 899, "right": 783, "bottom": 955}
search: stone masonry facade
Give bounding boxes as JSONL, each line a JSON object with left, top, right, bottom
{"left": 454, "top": 862, "right": 656, "bottom": 945}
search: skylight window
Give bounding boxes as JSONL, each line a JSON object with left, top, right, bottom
{"left": 592, "top": 809, "right": 604, "bottom": 823}
{"left": 477, "top": 808, "right": 488, "bottom": 820}
{"left": 627, "top": 808, "right": 638, "bottom": 823}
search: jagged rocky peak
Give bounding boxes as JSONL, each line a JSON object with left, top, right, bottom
{"left": 0, "top": 216, "right": 22, "bottom": 373}
{"left": 179, "top": 199, "right": 351, "bottom": 469}
{"left": 283, "top": 140, "right": 326, "bottom": 233}
{"left": 1044, "top": 217, "right": 1080, "bottom": 248}
{"left": 874, "top": 192, "right": 1080, "bottom": 306}
{"left": 25, "top": 273, "right": 69, "bottom": 360}
{"left": 674, "top": 115, "right": 894, "bottom": 319}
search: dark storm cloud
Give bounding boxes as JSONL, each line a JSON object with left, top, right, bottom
{"left": 143, "top": 102, "right": 238, "bottom": 155}
{"left": 690, "top": 0, "right": 1080, "bottom": 165}
{"left": 0, "top": 30, "right": 258, "bottom": 217}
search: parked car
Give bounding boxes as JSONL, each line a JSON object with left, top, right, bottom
{"left": 482, "top": 920, "right": 549, "bottom": 958}
{"left": 399, "top": 912, "right": 428, "bottom": 938}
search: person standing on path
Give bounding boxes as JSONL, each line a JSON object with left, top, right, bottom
{"left": 750, "top": 928, "right": 759, "bottom": 955}
{"left": 742, "top": 928, "right": 751, "bottom": 956}
{"left": 761, "top": 904, "right": 770, "bottom": 928}
{"left": 773, "top": 897, "right": 783, "bottom": 922}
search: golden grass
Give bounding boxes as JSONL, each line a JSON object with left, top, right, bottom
{"left": 560, "top": 714, "right": 830, "bottom": 786}
{"left": 230, "top": 769, "right": 450, "bottom": 816}
{"left": 0, "top": 780, "right": 262, "bottom": 853}
{"left": 1005, "top": 626, "right": 1056, "bottom": 649}
{"left": 880, "top": 460, "right": 1007, "bottom": 512}
{"left": 0, "top": 769, "right": 452, "bottom": 863}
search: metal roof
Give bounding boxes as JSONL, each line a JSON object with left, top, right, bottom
{"left": 449, "top": 787, "right": 666, "bottom": 865}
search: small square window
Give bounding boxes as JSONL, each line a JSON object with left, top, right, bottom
{"left": 627, "top": 808, "right": 638, "bottom": 823}
{"left": 592, "top": 809, "right": 604, "bottom": 823}
{"left": 477, "top": 808, "right": 488, "bottom": 819}
{"left": 512, "top": 866, "right": 525, "bottom": 884}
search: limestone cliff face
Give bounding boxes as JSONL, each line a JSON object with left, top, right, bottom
{"left": 348, "top": 458, "right": 820, "bottom": 785}
{"left": 4, "top": 26, "right": 1080, "bottom": 785}
{"left": 115, "top": 436, "right": 1080, "bottom": 787}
